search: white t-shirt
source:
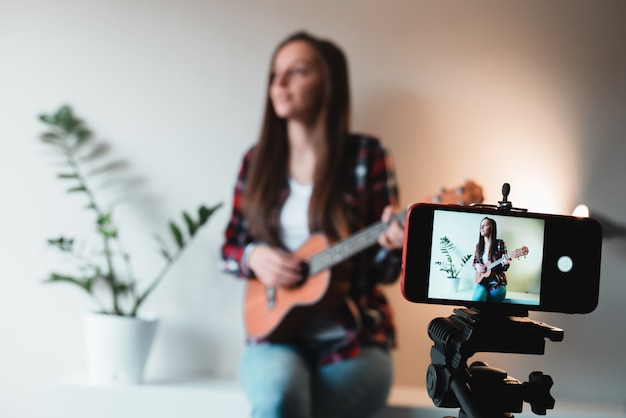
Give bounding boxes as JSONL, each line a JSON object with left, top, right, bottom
{"left": 280, "top": 178, "right": 312, "bottom": 251}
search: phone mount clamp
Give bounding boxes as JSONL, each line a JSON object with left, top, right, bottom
{"left": 427, "top": 183, "right": 562, "bottom": 418}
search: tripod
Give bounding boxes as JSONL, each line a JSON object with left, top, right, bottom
{"left": 426, "top": 307, "right": 563, "bottom": 418}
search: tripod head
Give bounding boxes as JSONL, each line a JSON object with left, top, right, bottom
{"left": 426, "top": 307, "right": 562, "bottom": 417}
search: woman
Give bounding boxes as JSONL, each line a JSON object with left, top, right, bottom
{"left": 221, "top": 31, "right": 404, "bottom": 418}
{"left": 472, "top": 217, "right": 509, "bottom": 302}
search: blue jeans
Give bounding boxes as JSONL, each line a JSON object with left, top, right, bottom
{"left": 240, "top": 342, "right": 392, "bottom": 418}
{"left": 472, "top": 284, "right": 507, "bottom": 302}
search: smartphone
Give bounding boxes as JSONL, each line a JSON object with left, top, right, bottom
{"left": 400, "top": 203, "right": 602, "bottom": 314}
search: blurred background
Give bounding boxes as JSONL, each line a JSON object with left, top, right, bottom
{"left": 1, "top": 0, "right": 625, "bottom": 417}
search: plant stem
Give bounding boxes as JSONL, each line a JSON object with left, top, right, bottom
{"left": 129, "top": 235, "right": 195, "bottom": 317}
{"left": 61, "top": 129, "right": 122, "bottom": 315}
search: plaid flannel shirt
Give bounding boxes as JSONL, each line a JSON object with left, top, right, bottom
{"left": 473, "top": 239, "right": 509, "bottom": 289}
{"left": 221, "top": 134, "right": 401, "bottom": 364}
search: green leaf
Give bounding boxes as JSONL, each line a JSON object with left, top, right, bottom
{"left": 113, "top": 282, "right": 135, "bottom": 294}
{"left": 198, "top": 206, "right": 210, "bottom": 224}
{"left": 170, "top": 221, "right": 185, "bottom": 248}
{"left": 76, "top": 128, "right": 93, "bottom": 143}
{"left": 56, "top": 106, "right": 81, "bottom": 133}
{"left": 40, "top": 132, "right": 61, "bottom": 143}
{"left": 87, "top": 160, "right": 126, "bottom": 176}
{"left": 160, "top": 248, "right": 172, "bottom": 261}
{"left": 55, "top": 105, "right": 71, "bottom": 121}
{"left": 198, "top": 202, "right": 223, "bottom": 225}
{"left": 66, "top": 185, "right": 87, "bottom": 193}
{"left": 153, "top": 234, "right": 172, "bottom": 261}
{"left": 45, "top": 273, "right": 94, "bottom": 294}
{"left": 47, "top": 236, "right": 74, "bottom": 252}
{"left": 79, "top": 143, "right": 109, "bottom": 162}
{"left": 38, "top": 114, "right": 57, "bottom": 125}
{"left": 97, "top": 213, "right": 112, "bottom": 226}
{"left": 57, "top": 173, "right": 79, "bottom": 179}
{"left": 98, "top": 227, "right": 117, "bottom": 238}
{"left": 183, "top": 211, "right": 197, "bottom": 237}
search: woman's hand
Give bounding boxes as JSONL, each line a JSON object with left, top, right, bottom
{"left": 247, "top": 244, "right": 304, "bottom": 288}
{"left": 378, "top": 205, "right": 404, "bottom": 250}
{"left": 474, "top": 263, "right": 487, "bottom": 283}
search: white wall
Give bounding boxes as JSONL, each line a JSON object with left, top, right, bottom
{"left": 1, "top": 0, "right": 625, "bottom": 416}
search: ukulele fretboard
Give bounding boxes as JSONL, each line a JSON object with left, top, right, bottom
{"left": 308, "top": 210, "right": 406, "bottom": 275}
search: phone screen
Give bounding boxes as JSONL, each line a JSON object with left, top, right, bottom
{"left": 427, "top": 209, "right": 544, "bottom": 306}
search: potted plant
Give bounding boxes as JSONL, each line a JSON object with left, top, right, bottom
{"left": 37, "top": 105, "right": 222, "bottom": 384}
{"left": 434, "top": 236, "right": 472, "bottom": 293}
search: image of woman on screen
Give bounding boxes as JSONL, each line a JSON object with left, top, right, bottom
{"left": 472, "top": 217, "right": 509, "bottom": 302}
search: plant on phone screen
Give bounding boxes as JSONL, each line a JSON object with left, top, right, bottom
{"left": 435, "top": 236, "right": 471, "bottom": 279}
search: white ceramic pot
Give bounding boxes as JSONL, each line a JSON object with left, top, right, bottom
{"left": 445, "top": 277, "right": 460, "bottom": 293}
{"left": 84, "top": 312, "right": 158, "bottom": 384}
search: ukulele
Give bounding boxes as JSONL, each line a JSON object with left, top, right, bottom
{"left": 245, "top": 180, "right": 484, "bottom": 342}
{"left": 474, "top": 246, "right": 529, "bottom": 284}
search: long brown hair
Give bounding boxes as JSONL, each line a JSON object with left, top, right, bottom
{"left": 475, "top": 217, "right": 498, "bottom": 262}
{"left": 242, "top": 31, "right": 352, "bottom": 247}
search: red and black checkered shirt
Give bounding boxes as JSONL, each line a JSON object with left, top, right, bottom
{"left": 221, "top": 134, "right": 401, "bottom": 364}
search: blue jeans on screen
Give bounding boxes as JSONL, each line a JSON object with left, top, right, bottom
{"left": 240, "top": 342, "right": 392, "bottom": 418}
{"left": 472, "top": 284, "right": 507, "bottom": 302}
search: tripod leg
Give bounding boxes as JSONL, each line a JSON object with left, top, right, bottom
{"left": 451, "top": 378, "right": 484, "bottom": 418}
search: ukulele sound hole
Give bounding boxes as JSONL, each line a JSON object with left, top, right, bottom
{"left": 294, "top": 261, "right": 310, "bottom": 287}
